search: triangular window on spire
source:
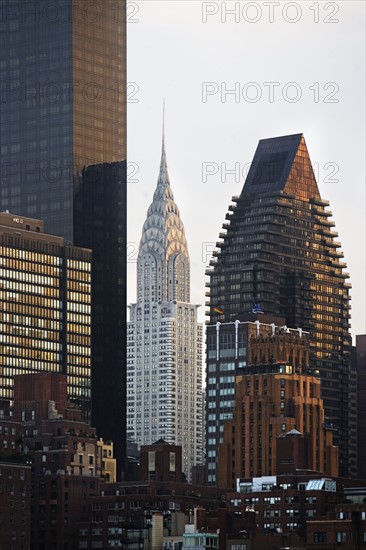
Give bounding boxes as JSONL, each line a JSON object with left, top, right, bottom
{"left": 284, "top": 136, "right": 321, "bottom": 200}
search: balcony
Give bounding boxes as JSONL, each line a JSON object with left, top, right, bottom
{"left": 328, "top": 249, "right": 344, "bottom": 258}
{"left": 324, "top": 239, "right": 341, "bottom": 248}
{"left": 310, "top": 197, "right": 330, "bottom": 207}
{"left": 320, "top": 228, "right": 339, "bottom": 238}
{"left": 316, "top": 217, "right": 335, "bottom": 227}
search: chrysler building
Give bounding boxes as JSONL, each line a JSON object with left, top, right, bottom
{"left": 127, "top": 123, "right": 203, "bottom": 479}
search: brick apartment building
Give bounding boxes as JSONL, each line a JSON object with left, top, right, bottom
{"left": 216, "top": 327, "right": 338, "bottom": 488}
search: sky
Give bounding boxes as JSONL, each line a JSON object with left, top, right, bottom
{"left": 127, "top": 0, "right": 365, "bottom": 341}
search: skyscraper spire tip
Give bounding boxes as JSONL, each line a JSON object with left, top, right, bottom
{"left": 157, "top": 99, "right": 169, "bottom": 186}
{"left": 162, "top": 98, "right": 166, "bottom": 153}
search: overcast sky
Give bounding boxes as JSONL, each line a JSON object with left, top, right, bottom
{"left": 127, "top": 0, "right": 365, "bottom": 341}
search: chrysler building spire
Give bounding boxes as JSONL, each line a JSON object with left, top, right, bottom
{"left": 138, "top": 112, "right": 190, "bottom": 303}
{"left": 127, "top": 118, "right": 203, "bottom": 480}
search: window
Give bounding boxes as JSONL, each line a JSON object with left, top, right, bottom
{"left": 286, "top": 522, "right": 299, "bottom": 530}
{"left": 264, "top": 497, "right": 281, "bottom": 504}
{"left": 264, "top": 509, "right": 280, "bottom": 517}
{"left": 336, "top": 532, "right": 346, "bottom": 543}
{"left": 285, "top": 509, "right": 299, "bottom": 517}
{"left": 314, "top": 532, "right": 327, "bottom": 543}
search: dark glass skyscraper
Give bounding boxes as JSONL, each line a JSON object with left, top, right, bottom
{"left": 206, "top": 134, "right": 355, "bottom": 478}
{"left": 0, "top": 0, "right": 126, "bottom": 238}
{"left": 0, "top": 1, "right": 126, "bottom": 475}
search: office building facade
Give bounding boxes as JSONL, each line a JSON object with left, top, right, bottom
{"left": 0, "top": 0, "right": 127, "bottom": 474}
{"left": 206, "top": 134, "right": 354, "bottom": 478}
{"left": 127, "top": 133, "right": 203, "bottom": 479}
{"left": 0, "top": 212, "right": 92, "bottom": 419}
{"left": 0, "top": 0, "right": 126, "bottom": 238}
